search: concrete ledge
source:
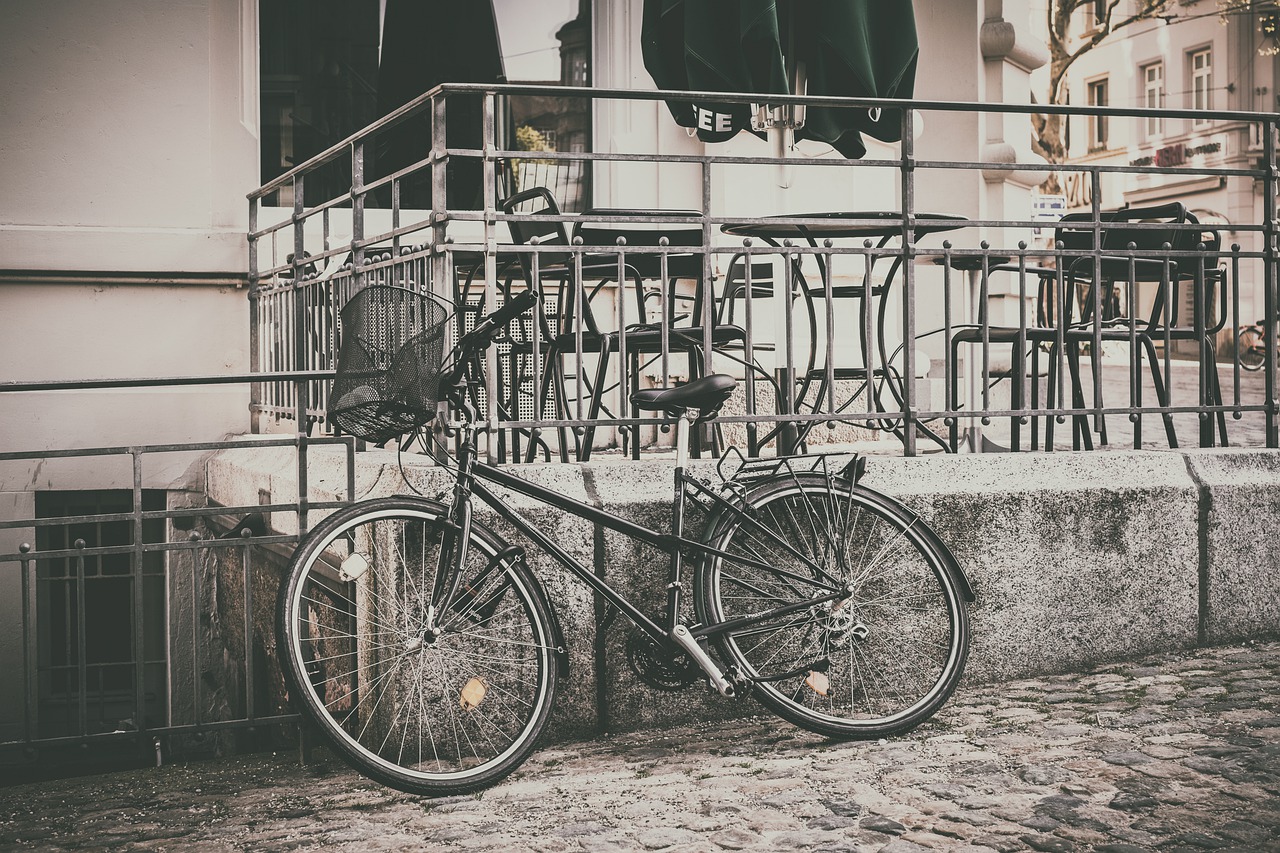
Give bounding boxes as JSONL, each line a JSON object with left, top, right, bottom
{"left": 206, "top": 444, "right": 1280, "bottom": 737}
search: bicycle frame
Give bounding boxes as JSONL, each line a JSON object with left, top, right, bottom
{"left": 436, "top": 415, "right": 852, "bottom": 691}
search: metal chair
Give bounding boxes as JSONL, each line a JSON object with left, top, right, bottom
{"left": 946, "top": 203, "right": 1226, "bottom": 451}
{"left": 499, "top": 188, "right": 747, "bottom": 461}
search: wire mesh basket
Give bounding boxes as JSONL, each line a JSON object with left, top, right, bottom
{"left": 330, "top": 285, "right": 450, "bottom": 444}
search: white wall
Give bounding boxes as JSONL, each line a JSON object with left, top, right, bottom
{"left": 0, "top": 0, "right": 258, "bottom": 272}
{"left": 0, "top": 0, "right": 258, "bottom": 468}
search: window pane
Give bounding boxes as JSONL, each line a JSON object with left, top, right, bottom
{"left": 258, "top": 0, "right": 381, "bottom": 205}
{"left": 1190, "top": 49, "right": 1212, "bottom": 118}
{"left": 494, "top": 0, "right": 592, "bottom": 211}
{"left": 1088, "top": 79, "right": 1109, "bottom": 149}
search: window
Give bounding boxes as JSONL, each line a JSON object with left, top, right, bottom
{"left": 1088, "top": 78, "right": 1109, "bottom": 151}
{"left": 1142, "top": 62, "right": 1165, "bottom": 138}
{"left": 35, "top": 491, "right": 167, "bottom": 739}
{"left": 495, "top": 0, "right": 592, "bottom": 212}
{"left": 259, "top": 0, "right": 381, "bottom": 206}
{"left": 1077, "top": 0, "right": 1106, "bottom": 33}
{"left": 1190, "top": 48, "right": 1213, "bottom": 123}
{"left": 257, "top": 1, "right": 592, "bottom": 211}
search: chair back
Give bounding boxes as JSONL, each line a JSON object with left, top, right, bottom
{"left": 1053, "top": 211, "right": 1115, "bottom": 253}
{"left": 1100, "top": 202, "right": 1188, "bottom": 256}
{"left": 502, "top": 187, "right": 570, "bottom": 265}
{"left": 501, "top": 187, "right": 608, "bottom": 337}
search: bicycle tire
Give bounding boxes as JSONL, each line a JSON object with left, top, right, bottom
{"left": 1238, "top": 327, "right": 1265, "bottom": 372}
{"left": 695, "top": 474, "right": 969, "bottom": 739}
{"left": 277, "top": 496, "right": 558, "bottom": 795}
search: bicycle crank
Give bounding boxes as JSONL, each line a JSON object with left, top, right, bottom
{"left": 670, "top": 625, "right": 737, "bottom": 698}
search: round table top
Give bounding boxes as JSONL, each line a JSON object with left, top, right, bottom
{"left": 721, "top": 211, "right": 969, "bottom": 240}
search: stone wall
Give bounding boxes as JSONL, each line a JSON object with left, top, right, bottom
{"left": 206, "top": 445, "right": 1280, "bottom": 741}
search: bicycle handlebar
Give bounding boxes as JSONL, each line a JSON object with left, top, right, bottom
{"left": 443, "top": 289, "right": 540, "bottom": 387}
{"left": 464, "top": 289, "right": 539, "bottom": 353}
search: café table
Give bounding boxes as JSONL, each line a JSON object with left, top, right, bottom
{"left": 571, "top": 209, "right": 741, "bottom": 458}
{"left": 721, "top": 212, "right": 968, "bottom": 453}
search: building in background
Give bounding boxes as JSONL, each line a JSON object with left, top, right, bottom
{"left": 1043, "top": 0, "right": 1279, "bottom": 324}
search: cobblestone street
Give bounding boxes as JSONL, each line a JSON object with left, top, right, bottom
{"left": 2, "top": 640, "right": 1278, "bottom": 852}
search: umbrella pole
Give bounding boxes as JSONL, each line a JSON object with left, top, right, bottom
{"left": 772, "top": 55, "right": 806, "bottom": 188}
{"left": 771, "top": 125, "right": 792, "bottom": 189}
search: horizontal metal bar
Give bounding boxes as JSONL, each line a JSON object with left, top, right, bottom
{"left": 0, "top": 713, "right": 301, "bottom": 751}
{"left": 0, "top": 371, "right": 334, "bottom": 394}
{"left": 249, "top": 84, "right": 1279, "bottom": 198}
{"left": 0, "top": 434, "right": 349, "bottom": 462}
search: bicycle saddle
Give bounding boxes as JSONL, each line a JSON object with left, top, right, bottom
{"left": 631, "top": 374, "right": 737, "bottom": 418}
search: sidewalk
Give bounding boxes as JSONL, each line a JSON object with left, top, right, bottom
{"left": 2, "top": 640, "right": 1278, "bottom": 852}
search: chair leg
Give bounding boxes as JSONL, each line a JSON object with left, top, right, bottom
{"left": 581, "top": 349, "right": 612, "bottom": 462}
{"left": 1139, "top": 336, "right": 1179, "bottom": 449}
{"left": 1009, "top": 340, "right": 1025, "bottom": 452}
{"left": 542, "top": 349, "right": 573, "bottom": 463}
{"left": 948, "top": 340, "right": 962, "bottom": 452}
{"left": 1045, "top": 345, "right": 1058, "bottom": 450}
{"left": 1201, "top": 337, "right": 1228, "bottom": 447}
{"left": 630, "top": 351, "right": 641, "bottom": 461}
{"left": 1064, "top": 344, "right": 1094, "bottom": 451}
{"left": 1030, "top": 343, "right": 1042, "bottom": 450}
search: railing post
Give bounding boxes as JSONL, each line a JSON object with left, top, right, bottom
{"left": 241, "top": 528, "right": 256, "bottom": 730}
{"left": 1265, "top": 118, "right": 1278, "bottom": 448}
{"left": 352, "top": 138, "right": 366, "bottom": 295}
{"left": 430, "top": 93, "right": 450, "bottom": 309}
{"left": 292, "top": 172, "right": 310, "bottom": 534}
{"left": 131, "top": 449, "right": 148, "bottom": 748}
{"left": 700, "top": 157, "right": 714, "bottom": 455}
{"left": 20, "top": 543, "right": 37, "bottom": 747}
{"left": 483, "top": 91, "right": 500, "bottom": 464}
{"left": 900, "top": 106, "right": 917, "bottom": 456}
{"left": 430, "top": 93, "right": 452, "bottom": 465}
{"left": 74, "top": 538, "right": 88, "bottom": 739}
{"left": 189, "top": 531, "right": 202, "bottom": 735}
{"left": 1090, "top": 168, "right": 1104, "bottom": 439}
{"left": 248, "top": 197, "right": 261, "bottom": 434}
{"left": 779, "top": 239, "right": 798, "bottom": 456}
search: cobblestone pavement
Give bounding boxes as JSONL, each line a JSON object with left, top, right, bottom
{"left": 2, "top": 640, "right": 1278, "bottom": 853}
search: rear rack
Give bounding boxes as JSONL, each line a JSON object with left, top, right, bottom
{"left": 715, "top": 447, "right": 866, "bottom": 488}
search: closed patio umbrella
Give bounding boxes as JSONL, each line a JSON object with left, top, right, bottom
{"left": 641, "top": 0, "right": 917, "bottom": 159}
{"left": 374, "top": 0, "right": 506, "bottom": 209}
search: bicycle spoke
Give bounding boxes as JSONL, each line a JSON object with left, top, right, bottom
{"left": 700, "top": 478, "right": 967, "bottom": 739}
{"left": 280, "top": 500, "right": 558, "bottom": 794}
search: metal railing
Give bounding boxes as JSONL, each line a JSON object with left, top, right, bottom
{"left": 2, "top": 83, "right": 1276, "bottom": 766}
{"left": 0, "top": 376, "right": 356, "bottom": 769}
{"left": 248, "top": 84, "right": 1279, "bottom": 461}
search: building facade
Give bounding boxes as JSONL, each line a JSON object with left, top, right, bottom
{"left": 0, "top": 0, "right": 1045, "bottom": 760}
{"left": 1047, "top": 0, "right": 1279, "bottom": 323}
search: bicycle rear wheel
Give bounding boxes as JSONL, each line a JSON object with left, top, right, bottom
{"left": 696, "top": 475, "right": 969, "bottom": 739}
{"left": 1238, "top": 326, "right": 1265, "bottom": 371}
{"left": 277, "top": 497, "right": 558, "bottom": 795}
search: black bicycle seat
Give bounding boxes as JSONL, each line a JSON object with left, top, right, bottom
{"left": 631, "top": 374, "right": 737, "bottom": 417}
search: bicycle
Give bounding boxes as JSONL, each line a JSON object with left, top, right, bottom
{"left": 276, "top": 284, "right": 975, "bottom": 796}
{"left": 1236, "top": 320, "right": 1274, "bottom": 372}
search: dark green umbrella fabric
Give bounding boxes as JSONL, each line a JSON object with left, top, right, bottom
{"left": 641, "top": 0, "right": 917, "bottom": 158}
{"left": 373, "top": 0, "right": 506, "bottom": 208}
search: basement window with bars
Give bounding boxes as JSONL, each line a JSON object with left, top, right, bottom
{"left": 34, "top": 490, "right": 167, "bottom": 739}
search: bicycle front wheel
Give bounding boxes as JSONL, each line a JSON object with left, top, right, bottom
{"left": 1238, "top": 326, "right": 1265, "bottom": 371}
{"left": 696, "top": 475, "right": 969, "bottom": 739}
{"left": 278, "top": 497, "right": 559, "bottom": 795}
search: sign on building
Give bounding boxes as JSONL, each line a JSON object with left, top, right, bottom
{"left": 1032, "top": 193, "right": 1067, "bottom": 235}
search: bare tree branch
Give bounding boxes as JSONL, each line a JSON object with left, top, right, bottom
{"left": 1034, "top": 0, "right": 1182, "bottom": 179}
